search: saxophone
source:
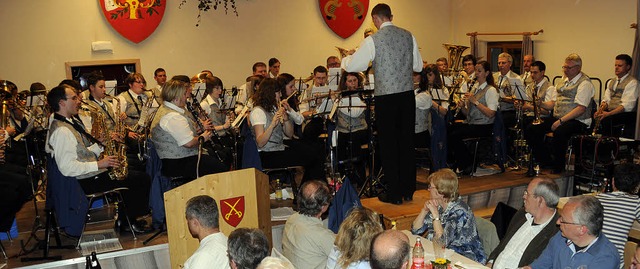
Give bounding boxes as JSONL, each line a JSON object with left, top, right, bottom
{"left": 102, "top": 96, "right": 128, "bottom": 181}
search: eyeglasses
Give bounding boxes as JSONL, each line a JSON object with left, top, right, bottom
{"left": 64, "top": 95, "right": 78, "bottom": 101}
{"left": 134, "top": 80, "right": 145, "bottom": 84}
{"left": 562, "top": 65, "right": 579, "bottom": 70}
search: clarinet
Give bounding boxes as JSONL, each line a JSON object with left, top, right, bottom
{"left": 185, "top": 99, "right": 224, "bottom": 163}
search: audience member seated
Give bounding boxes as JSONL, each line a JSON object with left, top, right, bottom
{"left": 228, "top": 228, "right": 270, "bottom": 269}
{"left": 487, "top": 177, "right": 560, "bottom": 268}
{"left": 282, "top": 180, "right": 335, "bottom": 269}
{"left": 326, "top": 207, "right": 384, "bottom": 269}
{"left": 411, "top": 168, "right": 487, "bottom": 263}
{"left": 184, "top": 195, "right": 230, "bottom": 269}
{"left": 370, "top": 230, "right": 410, "bottom": 269}
{"left": 596, "top": 163, "right": 640, "bottom": 265}
{"left": 632, "top": 245, "right": 640, "bottom": 269}
{"left": 525, "top": 196, "right": 619, "bottom": 269}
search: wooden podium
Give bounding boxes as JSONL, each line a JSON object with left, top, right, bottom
{"left": 164, "top": 168, "right": 271, "bottom": 269}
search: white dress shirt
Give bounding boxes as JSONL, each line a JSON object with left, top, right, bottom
{"left": 493, "top": 211, "right": 556, "bottom": 269}
{"left": 562, "top": 73, "right": 595, "bottom": 125}
{"left": 602, "top": 73, "right": 638, "bottom": 112}
{"left": 183, "top": 232, "right": 231, "bottom": 269}
{"left": 48, "top": 116, "right": 102, "bottom": 177}
{"left": 158, "top": 102, "right": 195, "bottom": 146}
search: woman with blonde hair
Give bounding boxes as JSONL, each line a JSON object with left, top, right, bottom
{"left": 411, "top": 168, "right": 486, "bottom": 264}
{"left": 326, "top": 207, "right": 383, "bottom": 269}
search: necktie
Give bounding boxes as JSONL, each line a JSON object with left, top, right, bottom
{"left": 137, "top": 96, "right": 143, "bottom": 105}
{"left": 616, "top": 79, "right": 621, "bottom": 89}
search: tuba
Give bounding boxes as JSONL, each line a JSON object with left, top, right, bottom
{"left": 443, "top": 43, "right": 470, "bottom": 78}
{"left": 0, "top": 82, "right": 11, "bottom": 164}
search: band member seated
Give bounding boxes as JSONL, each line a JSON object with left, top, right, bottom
{"left": 333, "top": 72, "right": 369, "bottom": 184}
{"left": 115, "top": 72, "right": 155, "bottom": 170}
{"left": 526, "top": 53, "right": 594, "bottom": 173}
{"left": 250, "top": 78, "right": 324, "bottom": 181}
{"left": 300, "top": 66, "right": 330, "bottom": 139}
{"left": 521, "top": 61, "right": 556, "bottom": 133}
{"left": 276, "top": 73, "right": 305, "bottom": 139}
{"left": 595, "top": 54, "right": 638, "bottom": 138}
{"left": 419, "top": 64, "right": 449, "bottom": 170}
{"left": 448, "top": 60, "right": 499, "bottom": 175}
{"left": 493, "top": 52, "right": 522, "bottom": 131}
{"left": 436, "top": 57, "right": 453, "bottom": 88}
{"left": 199, "top": 75, "right": 234, "bottom": 165}
{"left": 150, "top": 78, "right": 228, "bottom": 180}
{"left": 47, "top": 85, "right": 152, "bottom": 233}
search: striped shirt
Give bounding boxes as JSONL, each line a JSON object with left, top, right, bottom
{"left": 596, "top": 191, "right": 640, "bottom": 267}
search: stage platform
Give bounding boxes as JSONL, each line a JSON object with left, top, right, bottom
{"left": 362, "top": 169, "right": 570, "bottom": 231}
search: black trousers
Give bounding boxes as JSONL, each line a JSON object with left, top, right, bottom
{"left": 259, "top": 142, "right": 324, "bottom": 182}
{"left": 0, "top": 162, "right": 32, "bottom": 230}
{"left": 598, "top": 111, "right": 636, "bottom": 138}
{"left": 78, "top": 170, "right": 151, "bottom": 220}
{"left": 525, "top": 117, "right": 586, "bottom": 170}
{"left": 375, "top": 91, "right": 415, "bottom": 200}
{"left": 336, "top": 130, "right": 369, "bottom": 185}
{"left": 448, "top": 123, "right": 493, "bottom": 170}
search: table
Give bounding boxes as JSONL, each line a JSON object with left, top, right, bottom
{"left": 402, "top": 230, "right": 489, "bottom": 269}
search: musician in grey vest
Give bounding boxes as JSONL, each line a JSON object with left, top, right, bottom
{"left": 595, "top": 54, "right": 638, "bottom": 138}
{"left": 343, "top": 3, "right": 423, "bottom": 204}
{"left": 520, "top": 61, "right": 557, "bottom": 132}
{"left": 47, "top": 85, "right": 152, "bottom": 233}
{"left": 526, "top": 54, "right": 594, "bottom": 173}
{"left": 250, "top": 78, "right": 324, "bottom": 181}
{"left": 521, "top": 55, "right": 535, "bottom": 88}
{"left": 150, "top": 78, "right": 226, "bottom": 180}
{"left": 335, "top": 72, "right": 369, "bottom": 185}
{"left": 449, "top": 61, "right": 499, "bottom": 175}
{"left": 84, "top": 72, "right": 119, "bottom": 137}
{"left": 493, "top": 52, "right": 523, "bottom": 130}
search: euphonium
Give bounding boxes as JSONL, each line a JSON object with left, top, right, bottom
{"left": 443, "top": 43, "right": 470, "bottom": 89}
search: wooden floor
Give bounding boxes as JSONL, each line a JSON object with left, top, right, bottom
{"left": 1, "top": 200, "right": 167, "bottom": 268}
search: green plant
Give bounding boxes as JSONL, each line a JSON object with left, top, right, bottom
{"left": 180, "top": 0, "right": 239, "bottom": 26}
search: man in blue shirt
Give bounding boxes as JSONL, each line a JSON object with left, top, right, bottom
{"left": 525, "top": 195, "right": 619, "bottom": 269}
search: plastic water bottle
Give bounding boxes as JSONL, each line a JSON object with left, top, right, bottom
{"left": 412, "top": 237, "right": 425, "bottom": 269}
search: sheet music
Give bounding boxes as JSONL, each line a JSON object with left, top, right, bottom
{"left": 26, "top": 95, "right": 45, "bottom": 107}
{"left": 328, "top": 68, "right": 341, "bottom": 86}
{"left": 192, "top": 82, "right": 206, "bottom": 102}
{"left": 105, "top": 80, "right": 117, "bottom": 96}
{"left": 509, "top": 77, "right": 528, "bottom": 101}
{"left": 232, "top": 105, "right": 249, "bottom": 128}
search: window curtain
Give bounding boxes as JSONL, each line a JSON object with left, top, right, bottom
{"left": 522, "top": 34, "right": 533, "bottom": 71}
{"left": 633, "top": 0, "right": 640, "bottom": 139}
{"left": 470, "top": 34, "right": 479, "bottom": 59}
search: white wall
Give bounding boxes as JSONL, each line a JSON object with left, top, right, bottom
{"left": 451, "top": 0, "right": 637, "bottom": 85}
{"left": 0, "top": 0, "right": 451, "bottom": 91}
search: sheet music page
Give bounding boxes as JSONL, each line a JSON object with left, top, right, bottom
{"left": 26, "top": 95, "right": 45, "bottom": 107}
{"left": 328, "top": 68, "right": 341, "bottom": 86}
{"left": 192, "top": 82, "right": 206, "bottom": 102}
{"left": 232, "top": 106, "right": 249, "bottom": 128}
{"left": 509, "top": 77, "right": 528, "bottom": 101}
{"left": 105, "top": 80, "right": 117, "bottom": 96}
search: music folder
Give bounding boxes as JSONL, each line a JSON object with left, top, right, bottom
{"left": 192, "top": 82, "right": 206, "bottom": 102}
{"left": 105, "top": 80, "right": 118, "bottom": 96}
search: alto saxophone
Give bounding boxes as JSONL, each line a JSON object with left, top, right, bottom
{"left": 103, "top": 96, "right": 128, "bottom": 180}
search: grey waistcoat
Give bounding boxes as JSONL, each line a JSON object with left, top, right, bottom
{"left": 150, "top": 105, "right": 198, "bottom": 159}
{"left": 336, "top": 97, "right": 367, "bottom": 133}
{"left": 251, "top": 106, "right": 285, "bottom": 152}
{"left": 607, "top": 75, "right": 635, "bottom": 111}
{"left": 554, "top": 73, "right": 592, "bottom": 121}
{"left": 371, "top": 25, "right": 414, "bottom": 96}
{"left": 48, "top": 118, "right": 105, "bottom": 179}
{"left": 467, "top": 85, "right": 495, "bottom": 125}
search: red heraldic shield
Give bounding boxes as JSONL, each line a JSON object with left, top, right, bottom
{"left": 99, "top": 0, "right": 166, "bottom": 44}
{"left": 319, "top": 0, "right": 369, "bottom": 39}
{"left": 220, "top": 196, "right": 245, "bottom": 227}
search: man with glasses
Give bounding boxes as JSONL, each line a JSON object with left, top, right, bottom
{"left": 527, "top": 53, "right": 594, "bottom": 174}
{"left": 524, "top": 195, "right": 619, "bottom": 269}
{"left": 487, "top": 177, "right": 560, "bottom": 268}
{"left": 47, "top": 85, "right": 152, "bottom": 235}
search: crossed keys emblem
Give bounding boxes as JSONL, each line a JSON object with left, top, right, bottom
{"left": 220, "top": 196, "right": 245, "bottom": 227}
{"left": 224, "top": 199, "right": 243, "bottom": 220}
